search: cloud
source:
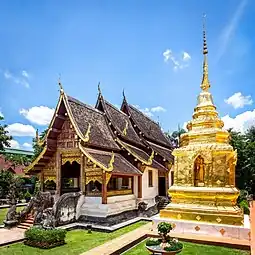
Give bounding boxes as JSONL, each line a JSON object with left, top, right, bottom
{"left": 182, "top": 52, "right": 191, "bottom": 61}
{"left": 151, "top": 106, "right": 166, "bottom": 113}
{"left": 9, "top": 140, "right": 20, "bottom": 149}
{"left": 222, "top": 109, "right": 255, "bottom": 133}
{"left": 224, "top": 92, "right": 253, "bottom": 109}
{"left": 217, "top": 0, "right": 248, "bottom": 60}
{"left": 163, "top": 49, "right": 191, "bottom": 71}
{"left": 21, "top": 70, "right": 29, "bottom": 78}
{"left": 20, "top": 106, "right": 54, "bottom": 125}
{"left": 6, "top": 123, "right": 36, "bottom": 137}
{"left": 22, "top": 142, "right": 33, "bottom": 150}
{"left": 3, "top": 70, "right": 30, "bottom": 88}
{"left": 133, "top": 105, "right": 166, "bottom": 117}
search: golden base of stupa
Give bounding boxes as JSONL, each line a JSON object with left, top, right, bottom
{"left": 160, "top": 186, "right": 244, "bottom": 226}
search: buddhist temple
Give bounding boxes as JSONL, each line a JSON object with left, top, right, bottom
{"left": 159, "top": 17, "right": 244, "bottom": 226}
{"left": 25, "top": 82, "right": 174, "bottom": 223}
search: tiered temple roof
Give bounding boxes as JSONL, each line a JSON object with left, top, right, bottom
{"left": 26, "top": 86, "right": 174, "bottom": 175}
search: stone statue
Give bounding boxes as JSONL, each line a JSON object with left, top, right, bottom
{"left": 4, "top": 181, "right": 18, "bottom": 228}
{"left": 41, "top": 208, "right": 56, "bottom": 229}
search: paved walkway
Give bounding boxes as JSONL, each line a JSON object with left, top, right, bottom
{"left": 80, "top": 223, "right": 152, "bottom": 255}
{"left": 0, "top": 227, "right": 25, "bottom": 246}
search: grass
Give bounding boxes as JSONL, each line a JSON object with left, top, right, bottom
{"left": 0, "top": 206, "right": 24, "bottom": 224}
{"left": 0, "top": 220, "right": 148, "bottom": 255}
{"left": 123, "top": 240, "right": 250, "bottom": 255}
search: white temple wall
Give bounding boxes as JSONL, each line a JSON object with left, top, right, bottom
{"left": 141, "top": 167, "right": 158, "bottom": 207}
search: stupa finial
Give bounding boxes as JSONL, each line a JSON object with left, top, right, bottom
{"left": 200, "top": 13, "right": 210, "bottom": 91}
{"left": 122, "top": 89, "right": 126, "bottom": 101}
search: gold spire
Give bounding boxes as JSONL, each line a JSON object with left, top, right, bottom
{"left": 200, "top": 14, "right": 210, "bottom": 92}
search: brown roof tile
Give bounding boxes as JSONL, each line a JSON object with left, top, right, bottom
{"left": 85, "top": 148, "right": 142, "bottom": 175}
{"left": 102, "top": 100, "right": 142, "bottom": 146}
{"left": 147, "top": 141, "right": 174, "bottom": 162}
{"left": 126, "top": 104, "right": 173, "bottom": 149}
{"left": 67, "top": 96, "right": 119, "bottom": 150}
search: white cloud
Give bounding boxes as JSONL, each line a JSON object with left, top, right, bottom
{"left": 217, "top": 0, "right": 248, "bottom": 60}
{"left": 222, "top": 109, "right": 255, "bottom": 133}
{"left": 21, "top": 70, "right": 29, "bottom": 78}
{"left": 133, "top": 105, "right": 166, "bottom": 117}
{"left": 9, "top": 140, "right": 20, "bottom": 149}
{"left": 151, "top": 106, "right": 166, "bottom": 113}
{"left": 163, "top": 49, "right": 191, "bottom": 71}
{"left": 20, "top": 106, "right": 54, "bottom": 125}
{"left": 3, "top": 70, "right": 30, "bottom": 88}
{"left": 22, "top": 142, "right": 32, "bottom": 150}
{"left": 224, "top": 92, "right": 253, "bottom": 109}
{"left": 182, "top": 52, "right": 191, "bottom": 61}
{"left": 6, "top": 123, "right": 36, "bottom": 137}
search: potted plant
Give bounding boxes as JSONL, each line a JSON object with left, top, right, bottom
{"left": 146, "top": 222, "right": 183, "bottom": 254}
{"left": 24, "top": 191, "right": 31, "bottom": 202}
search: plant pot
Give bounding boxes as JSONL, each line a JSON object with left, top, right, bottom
{"left": 146, "top": 245, "right": 182, "bottom": 255}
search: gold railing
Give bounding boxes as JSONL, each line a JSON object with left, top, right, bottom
{"left": 107, "top": 189, "right": 133, "bottom": 197}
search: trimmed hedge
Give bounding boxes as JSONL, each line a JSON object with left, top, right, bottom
{"left": 24, "top": 227, "right": 67, "bottom": 249}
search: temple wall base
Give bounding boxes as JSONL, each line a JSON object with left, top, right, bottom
{"left": 152, "top": 214, "right": 251, "bottom": 241}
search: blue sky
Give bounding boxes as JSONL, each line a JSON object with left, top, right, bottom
{"left": 0, "top": 0, "right": 254, "bottom": 150}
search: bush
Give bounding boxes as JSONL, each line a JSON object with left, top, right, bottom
{"left": 146, "top": 238, "right": 161, "bottom": 246}
{"left": 25, "top": 227, "right": 67, "bottom": 249}
{"left": 164, "top": 240, "right": 183, "bottom": 251}
{"left": 24, "top": 191, "right": 31, "bottom": 201}
{"left": 239, "top": 200, "right": 250, "bottom": 215}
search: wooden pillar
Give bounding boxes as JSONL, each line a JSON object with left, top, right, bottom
{"left": 138, "top": 175, "right": 142, "bottom": 198}
{"left": 56, "top": 151, "right": 61, "bottom": 196}
{"left": 102, "top": 171, "right": 107, "bottom": 204}
{"left": 39, "top": 172, "right": 44, "bottom": 191}
{"left": 165, "top": 173, "right": 169, "bottom": 196}
{"left": 80, "top": 155, "right": 85, "bottom": 194}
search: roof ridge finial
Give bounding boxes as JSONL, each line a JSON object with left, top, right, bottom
{"left": 122, "top": 89, "right": 126, "bottom": 101}
{"left": 58, "top": 74, "right": 64, "bottom": 94}
{"left": 200, "top": 13, "right": 210, "bottom": 92}
{"left": 98, "top": 82, "right": 102, "bottom": 97}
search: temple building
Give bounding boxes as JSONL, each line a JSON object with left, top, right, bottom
{"left": 25, "top": 84, "right": 174, "bottom": 222}
{"left": 159, "top": 18, "right": 244, "bottom": 227}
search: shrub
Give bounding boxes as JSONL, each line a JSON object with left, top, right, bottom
{"left": 25, "top": 227, "right": 67, "bottom": 249}
{"left": 24, "top": 191, "right": 31, "bottom": 201}
{"left": 164, "top": 240, "right": 183, "bottom": 251}
{"left": 239, "top": 200, "right": 250, "bottom": 215}
{"left": 146, "top": 238, "right": 161, "bottom": 246}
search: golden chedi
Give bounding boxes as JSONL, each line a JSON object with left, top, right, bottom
{"left": 160, "top": 19, "right": 243, "bottom": 226}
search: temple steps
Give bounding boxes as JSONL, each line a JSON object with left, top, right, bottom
{"left": 17, "top": 215, "right": 34, "bottom": 230}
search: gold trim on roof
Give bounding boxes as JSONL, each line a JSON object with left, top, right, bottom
{"left": 117, "top": 139, "right": 153, "bottom": 165}
{"left": 122, "top": 120, "right": 128, "bottom": 136}
{"left": 84, "top": 123, "right": 91, "bottom": 142}
{"left": 24, "top": 146, "right": 47, "bottom": 173}
{"left": 79, "top": 143, "right": 114, "bottom": 172}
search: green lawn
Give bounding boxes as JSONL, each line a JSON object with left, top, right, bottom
{"left": 0, "top": 206, "right": 24, "bottom": 224}
{"left": 123, "top": 240, "right": 250, "bottom": 255}
{"left": 0, "top": 221, "right": 148, "bottom": 255}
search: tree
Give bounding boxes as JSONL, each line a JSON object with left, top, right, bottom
{"left": 229, "top": 127, "right": 255, "bottom": 195}
{"left": 4, "top": 153, "right": 31, "bottom": 166}
{"left": 165, "top": 127, "right": 186, "bottom": 148}
{"left": 32, "top": 129, "right": 48, "bottom": 160}
{"left": 0, "top": 116, "right": 12, "bottom": 151}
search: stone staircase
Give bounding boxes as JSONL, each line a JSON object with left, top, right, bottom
{"left": 17, "top": 214, "right": 34, "bottom": 230}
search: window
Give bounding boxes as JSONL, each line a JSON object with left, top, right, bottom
{"left": 148, "top": 170, "right": 153, "bottom": 187}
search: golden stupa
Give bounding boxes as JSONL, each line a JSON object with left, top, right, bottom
{"left": 160, "top": 17, "right": 243, "bottom": 226}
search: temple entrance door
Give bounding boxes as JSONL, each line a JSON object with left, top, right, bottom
{"left": 61, "top": 161, "right": 81, "bottom": 194}
{"left": 158, "top": 177, "right": 166, "bottom": 196}
{"left": 194, "top": 156, "right": 204, "bottom": 187}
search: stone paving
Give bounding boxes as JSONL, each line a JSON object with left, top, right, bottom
{"left": 0, "top": 227, "right": 25, "bottom": 246}
{"left": 80, "top": 222, "right": 152, "bottom": 255}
